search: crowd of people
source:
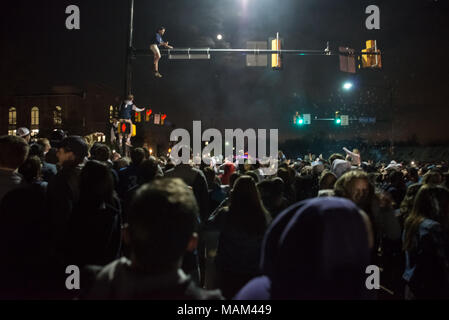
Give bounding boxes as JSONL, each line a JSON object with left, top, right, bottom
{"left": 0, "top": 129, "right": 448, "bottom": 300}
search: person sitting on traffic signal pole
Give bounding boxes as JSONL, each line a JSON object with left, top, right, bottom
{"left": 150, "top": 27, "right": 173, "bottom": 78}
{"left": 118, "top": 95, "right": 144, "bottom": 147}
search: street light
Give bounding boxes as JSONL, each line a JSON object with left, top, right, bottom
{"left": 343, "top": 82, "right": 353, "bottom": 90}
{"left": 217, "top": 34, "right": 223, "bottom": 40}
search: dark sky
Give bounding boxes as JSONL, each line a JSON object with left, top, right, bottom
{"left": 2, "top": 0, "right": 449, "bottom": 143}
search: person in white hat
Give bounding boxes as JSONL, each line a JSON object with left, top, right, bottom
{"left": 17, "top": 127, "right": 31, "bottom": 143}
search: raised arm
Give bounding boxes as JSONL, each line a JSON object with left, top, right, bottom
{"left": 343, "top": 147, "right": 358, "bottom": 158}
{"left": 132, "top": 105, "right": 145, "bottom": 112}
{"left": 343, "top": 147, "right": 361, "bottom": 166}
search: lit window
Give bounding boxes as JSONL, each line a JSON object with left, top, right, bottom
{"left": 31, "top": 106, "right": 39, "bottom": 127}
{"left": 54, "top": 106, "right": 62, "bottom": 126}
{"left": 8, "top": 129, "right": 17, "bottom": 136}
{"left": 8, "top": 107, "right": 17, "bottom": 126}
{"left": 109, "top": 105, "right": 114, "bottom": 122}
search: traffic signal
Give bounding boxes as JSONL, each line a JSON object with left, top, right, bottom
{"left": 360, "top": 40, "right": 382, "bottom": 69}
{"left": 271, "top": 33, "right": 282, "bottom": 69}
{"left": 293, "top": 112, "right": 312, "bottom": 126}
{"left": 339, "top": 46, "right": 356, "bottom": 74}
{"left": 154, "top": 113, "right": 160, "bottom": 125}
{"left": 145, "top": 109, "right": 152, "bottom": 122}
{"left": 135, "top": 111, "right": 141, "bottom": 123}
{"left": 293, "top": 112, "right": 304, "bottom": 125}
{"left": 161, "top": 114, "right": 167, "bottom": 125}
{"left": 118, "top": 121, "right": 136, "bottom": 136}
{"left": 335, "top": 111, "right": 341, "bottom": 125}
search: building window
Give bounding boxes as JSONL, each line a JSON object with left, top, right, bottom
{"left": 8, "top": 107, "right": 17, "bottom": 126}
{"left": 109, "top": 105, "right": 114, "bottom": 122}
{"left": 31, "top": 106, "right": 39, "bottom": 127}
{"left": 54, "top": 106, "right": 62, "bottom": 127}
{"left": 8, "top": 130, "right": 17, "bottom": 136}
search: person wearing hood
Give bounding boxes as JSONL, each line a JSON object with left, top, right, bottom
{"left": 234, "top": 197, "right": 374, "bottom": 300}
{"left": 219, "top": 162, "right": 236, "bottom": 186}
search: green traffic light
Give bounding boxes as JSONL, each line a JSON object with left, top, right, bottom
{"left": 335, "top": 118, "right": 341, "bottom": 124}
{"left": 298, "top": 118, "right": 304, "bottom": 125}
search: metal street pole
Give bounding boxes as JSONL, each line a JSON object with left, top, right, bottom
{"left": 133, "top": 48, "right": 382, "bottom": 57}
{"left": 390, "top": 86, "right": 394, "bottom": 155}
{"left": 125, "top": 0, "right": 134, "bottom": 97}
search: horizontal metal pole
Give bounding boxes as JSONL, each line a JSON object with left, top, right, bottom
{"left": 134, "top": 48, "right": 381, "bottom": 57}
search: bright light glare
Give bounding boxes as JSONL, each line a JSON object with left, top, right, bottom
{"left": 217, "top": 34, "right": 223, "bottom": 40}
{"left": 343, "top": 82, "right": 353, "bottom": 90}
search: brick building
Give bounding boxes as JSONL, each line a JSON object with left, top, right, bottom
{"left": 0, "top": 84, "right": 173, "bottom": 156}
{"left": 0, "top": 84, "right": 121, "bottom": 139}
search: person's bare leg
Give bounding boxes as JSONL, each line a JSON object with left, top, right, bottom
{"left": 118, "top": 132, "right": 123, "bottom": 154}
{"left": 126, "top": 120, "right": 133, "bottom": 146}
{"left": 154, "top": 53, "right": 161, "bottom": 71}
{"left": 154, "top": 53, "right": 162, "bottom": 77}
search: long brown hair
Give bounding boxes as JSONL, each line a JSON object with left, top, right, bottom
{"left": 403, "top": 184, "right": 449, "bottom": 251}
{"left": 228, "top": 175, "right": 270, "bottom": 235}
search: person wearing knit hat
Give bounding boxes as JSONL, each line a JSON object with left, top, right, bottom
{"left": 235, "top": 197, "right": 373, "bottom": 300}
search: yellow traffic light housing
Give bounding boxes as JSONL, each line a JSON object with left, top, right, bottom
{"left": 135, "top": 111, "right": 141, "bottom": 123}
{"left": 360, "top": 40, "right": 382, "bottom": 69}
{"left": 271, "top": 33, "right": 282, "bottom": 69}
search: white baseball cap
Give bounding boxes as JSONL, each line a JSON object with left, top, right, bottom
{"left": 17, "top": 127, "right": 30, "bottom": 137}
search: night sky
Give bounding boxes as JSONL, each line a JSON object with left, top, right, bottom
{"left": 2, "top": 0, "right": 449, "bottom": 143}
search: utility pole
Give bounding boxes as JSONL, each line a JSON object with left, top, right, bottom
{"left": 125, "top": 0, "right": 134, "bottom": 97}
{"left": 389, "top": 86, "right": 394, "bottom": 155}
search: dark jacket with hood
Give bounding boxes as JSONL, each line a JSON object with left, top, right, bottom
{"left": 235, "top": 197, "right": 373, "bottom": 300}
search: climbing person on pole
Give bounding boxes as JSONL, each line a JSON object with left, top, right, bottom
{"left": 118, "top": 94, "right": 144, "bottom": 148}
{"left": 150, "top": 27, "right": 173, "bottom": 78}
